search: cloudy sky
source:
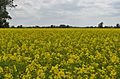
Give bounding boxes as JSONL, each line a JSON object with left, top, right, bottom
{"left": 8, "top": 0, "right": 120, "bottom": 27}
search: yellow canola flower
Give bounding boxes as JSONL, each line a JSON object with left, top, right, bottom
{"left": 57, "top": 70, "right": 65, "bottom": 78}
{"left": 111, "top": 54, "right": 119, "bottom": 63}
{"left": 4, "top": 73, "right": 13, "bottom": 79}
{"left": 2, "top": 55, "right": 8, "bottom": 61}
{"left": 13, "top": 65, "right": 17, "bottom": 72}
{"left": 0, "top": 66, "right": 3, "bottom": 73}
{"left": 67, "top": 58, "right": 74, "bottom": 64}
{"left": 51, "top": 65, "right": 59, "bottom": 74}
{"left": 37, "top": 69, "right": 45, "bottom": 78}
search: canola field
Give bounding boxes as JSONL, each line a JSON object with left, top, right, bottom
{"left": 0, "top": 28, "right": 120, "bottom": 79}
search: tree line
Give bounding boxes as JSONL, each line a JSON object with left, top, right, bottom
{"left": 10, "top": 23, "right": 120, "bottom": 28}
{"left": 2, "top": 23, "right": 120, "bottom": 28}
{"left": 87, "top": 22, "right": 120, "bottom": 28}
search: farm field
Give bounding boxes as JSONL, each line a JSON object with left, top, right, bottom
{"left": 0, "top": 28, "right": 120, "bottom": 79}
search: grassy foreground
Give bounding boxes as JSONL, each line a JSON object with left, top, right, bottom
{"left": 0, "top": 28, "right": 120, "bottom": 79}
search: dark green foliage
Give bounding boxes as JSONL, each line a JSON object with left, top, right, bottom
{"left": 116, "top": 24, "right": 120, "bottom": 28}
{"left": 0, "top": 0, "right": 15, "bottom": 28}
{"left": 17, "top": 25, "right": 23, "bottom": 28}
{"left": 98, "top": 22, "right": 104, "bottom": 28}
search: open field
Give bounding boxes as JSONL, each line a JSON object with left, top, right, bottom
{"left": 0, "top": 28, "right": 120, "bottom": 79}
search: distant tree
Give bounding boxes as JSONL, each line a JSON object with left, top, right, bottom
{"left": 94, "top": 26, "right": 97, "bottom": 28}
{"left": 116, "top": 24, "right": 120, "bottom": 28}
{"left": 110, "top": 26, "right": 113, "bottom": 28}
{"left": 35, "top": 25, "right": 39, "bottom": 28}
{"left": 51, "top": 25, "right": 55, "bottom": 28}
{"left": 17, "top": 25, "right": 23, "bottom": 28}
{"left": 17, "top": 25, "right": 19, "bottom": 28}
{"left": 66, "top": 25, "right": 70, "bottom": 28}
{"left": 59, "top": 24, "right": 66, "bottom": 28}
{"left": 98, "top": 22, "right": 103, "bottom": 28}
{"left": 90, "top": 26, "right": 94, "bottom": 28}
{"left": 11, "top": 25, "right": 15, "bottom": 28}
{"left": 104, "top": 26, "right": 109, "bottom": 28}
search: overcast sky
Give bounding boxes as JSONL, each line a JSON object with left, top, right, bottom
{"left": 8, "top": 0, "right": 120, "bottom": 27}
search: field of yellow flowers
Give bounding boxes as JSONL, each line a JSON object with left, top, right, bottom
{"left": 0, "top": 28, "right": 120, "bottom": 79}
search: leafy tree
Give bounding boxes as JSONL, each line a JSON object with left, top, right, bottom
{"left": 51, "top": 25, "right": 55, "bottom": 28}
{"left": 17, "top": 25, "right": 23, "bottom": 28}
{"left": 98, "top": 22, "right": 103, "bottom": 28}
{"left": 116, "top": 24, "right": 120, "bottom": 28}
{"left": 0, "top": 0, "right": 16, "bottom": 28}
{"left": 59, "top": 24, "right": 66, "bottom": 28}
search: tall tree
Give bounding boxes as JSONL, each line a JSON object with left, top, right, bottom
{"left": 116, "top": 24, "right": 120, "bottom": 28}
{"left": 0, "top": 0, "right": 16, "bottom": 28}
{"left": 98, "top": 22, "right": 103, "bottom": 28}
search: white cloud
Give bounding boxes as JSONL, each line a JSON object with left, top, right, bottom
{"left": 8, "top": 0, "right": 120, "bottom": 26}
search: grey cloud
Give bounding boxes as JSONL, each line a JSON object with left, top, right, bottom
{"left": 104, "top": 1, "right": 120, "bottom": 17}
{"left": 8, "top": 0, "right": 120, "bottom": 26}
{"left": 23, "top": 3, "right": 33, "bottom": 7}
{"left": 112, "top": 1, "right": 120, "bottom": 9}
{"left": 53, "top": 3, "right": 83, "bottom": 12}
{"left": 43, "top": 0, "right": 52, "bottom": 4}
